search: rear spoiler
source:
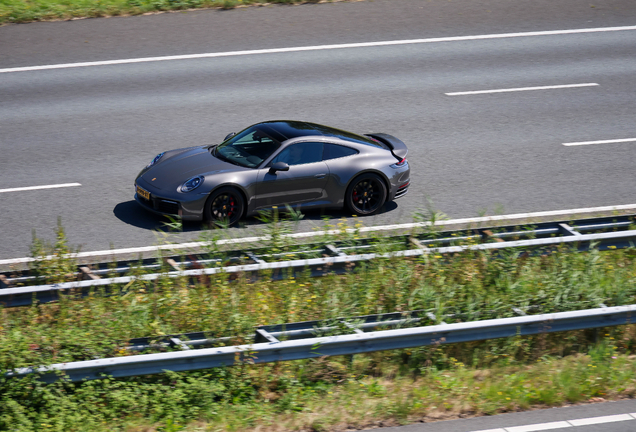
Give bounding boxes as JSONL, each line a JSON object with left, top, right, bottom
{"left": 365, "top": 133, "right": 408, "bottom": 160}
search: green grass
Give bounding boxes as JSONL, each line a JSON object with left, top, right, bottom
{"left": 2, "top": 216, "right": 636, "bottom": 430}
{"left": 0, "top": 0, "right": 328, "bottom": 25}
{"left": 3, "top": 340, "right": 636, "bottom": 431}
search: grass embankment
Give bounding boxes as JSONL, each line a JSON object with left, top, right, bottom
{"left": 1, "top": 0, "right": 327, "bottom": 25}
{"left": 1, "top": 218, "right": 636, "bottom": 431}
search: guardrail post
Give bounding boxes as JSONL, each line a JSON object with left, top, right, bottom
{"left": 558, "top": 223, "right": 581, "bottom": 236}
{"left": 165, "top": 259, "right": 181, "bottom": 271}
{"left": 255, "top": 329, "right": 280, "bottom": 344}
{"left": 480, "top": 230, "right": 505, "bottom": 243}
{"left": 325, "top": 245, "right": 347, "bottom": 257}
{"left": 79, "top": 266, "right": 100, "bottom": 281}
{"left": 245, "top": 252, "right": 266, "bottom": 265}
{"left": 169, "top": 338, "right": 191, "bottom": 350}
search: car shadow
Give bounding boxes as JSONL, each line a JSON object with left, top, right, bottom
{"left": 113, "top": 201, "right": 201, "bottom": 233}
{"left": 113, "top": 200, "right": 399, "bottom": 233}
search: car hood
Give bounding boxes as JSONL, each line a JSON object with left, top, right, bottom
{"left": 139, "top": 146, "right": 243, "bottom": 191}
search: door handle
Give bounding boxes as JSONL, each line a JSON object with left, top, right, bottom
{"left": 314, "top": 173, "right": 327, "bottom": 179}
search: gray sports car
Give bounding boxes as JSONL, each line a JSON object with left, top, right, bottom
{"left": 134, "top": 120, "right": 410, "bottom": 225}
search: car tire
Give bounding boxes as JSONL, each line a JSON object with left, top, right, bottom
{"left": 204, "top": 187, "right": 245, "bottom": 227}
{"left": 345, "top": 173, "right": 387, "bottom": 216}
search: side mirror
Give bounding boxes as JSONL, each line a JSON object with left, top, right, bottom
{"left": 223, "top": 132, "right": 236, "bottom": 141}
{"left": 269, "top": 161, "right": 290, "bottom": 174}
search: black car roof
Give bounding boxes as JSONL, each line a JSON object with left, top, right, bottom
{"left": 260, "top": 120, "right": 384, "bottom": 148}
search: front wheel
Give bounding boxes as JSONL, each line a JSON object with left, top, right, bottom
{"left": 345, "top": 173, "right": 387, "bottom": 216}
{"left": 204, "top": 187, "right": 245, "bottom": 227}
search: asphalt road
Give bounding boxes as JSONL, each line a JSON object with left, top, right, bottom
{"left": 380, "top": 399, "right": 636, "bottom": 432}
{"left": 1, "top": 0, "right": 635, "bottom": 260}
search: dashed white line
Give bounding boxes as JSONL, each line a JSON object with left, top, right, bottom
{"left": 1, "top": 25, "right": 636, "bottom": 74}
{"left": 0, "top": 203, "right": 634, "bottom": 266}
{"left": 445, "top": 83, "right": 599, "bottom": 96}
{"left": 0, "top": 183, "right": 82, "bottom": 194}
{"left": 471, "top": 412, "right": 636, "bottom": 432}
{"left": 563, "top": 138, "right": 636, "bottom": 147}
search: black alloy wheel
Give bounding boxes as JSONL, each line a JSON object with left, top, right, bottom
{"left": 346, "top": 173, "right": 387, "bottom": 215}
{"left": 204, "top": 187, "right": 245, "bottom": 226}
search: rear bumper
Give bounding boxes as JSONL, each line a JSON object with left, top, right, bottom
{"left": 385, "top": 162, "right": 410, "bottom": 201}
{"left": 393, "top": 181, "right": 410, "bottom": 199}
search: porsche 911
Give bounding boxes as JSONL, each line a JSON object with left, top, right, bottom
{"left": 134, "top": 120, "right": 410, "bottom": 225}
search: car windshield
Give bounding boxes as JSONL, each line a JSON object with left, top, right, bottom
{"left": 213, "top": 126, "right": 281, "bottom": 168}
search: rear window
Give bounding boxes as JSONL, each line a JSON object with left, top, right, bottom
{"left": 323, "top": 143, "right": 358, "bottom": 160}
{"left": 306, "top": 123, "right": 386, "bottom": 148}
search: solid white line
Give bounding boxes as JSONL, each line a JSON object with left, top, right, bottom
{"left": 568, "top": 413, "right": 633, "bottom": 426}
{"left": 470, "top": 412, "right": 636, "bottom": 432}
{"left": 0, "top": 183, "right": 82, "bottom": 194}
{"left": 445, "top": 83, "right": 598, "bottom": 96}
{"left": 563, "top": 138, "right": 636, "bottom": 146}
{"left": 1, "top": 203, "right": 634, "bottom": 266}
{"left": 2, "top": 25, "right": 636, "bottom": 74}
{"left": 505, "top": 421, "right": 571, "bottom": 432}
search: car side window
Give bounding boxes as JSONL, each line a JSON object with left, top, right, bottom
{"left": 270, "top": 142, "right": 324, "bottom": 166}
{"left": 323, "top": 143, "right": 358, "bottom": 160}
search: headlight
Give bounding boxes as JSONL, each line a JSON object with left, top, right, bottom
{"left": 147, "top": 152, "right": 165, "bottom": 168}
{"left": 181, "top": 176, "right": 204, "bottom": 192}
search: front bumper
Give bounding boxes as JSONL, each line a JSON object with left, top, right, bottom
{"left": 135, "top": 190, "right": 182, "bottom": 217}
{"left": 134, "top": 179, "right": 207, "bottom": 221}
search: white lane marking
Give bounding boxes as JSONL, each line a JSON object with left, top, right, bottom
{"left": 2, "top": 25, "right": 636, "bottom": 74}
{"left": 568, "top": 413, "right": 633, "bottom": 426}
{"left": 445, "top": 83, "right": 599, "bottom": 96}
{"left": 1, "top": 203, "right": 634, "bottom": 266}
{"left": 506, "top": 421, "right": 571, "bottom": 432}
{"left": 0, "top": 183, "right": 82, "bottom": 193}
{"left": 563, "top": 138, "right": 636, "bottom": 146}
{"left": 471, "top": 412, "right": 636, "bottom": 432}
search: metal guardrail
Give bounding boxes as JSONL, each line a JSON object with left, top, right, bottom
{"left": 1, "top": 225, "right": 635, "bottom": 308}
{"left": 126, "top": 310, "right": 436, "bottom": 352}
{"left": 2, "top": 215, "right": 634, "bottom": 287}
{"left": 9, "top": 304, "right": 636, "bottom": 383}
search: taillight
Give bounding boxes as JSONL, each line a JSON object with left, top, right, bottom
{"left": 391, "top": 157, "right": 407, "bottom": 168}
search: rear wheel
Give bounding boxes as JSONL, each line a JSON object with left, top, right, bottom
{"left": 345, "top": 173, "right": 387, "bottom": 216}
{"left": 204, "top": 187, "right": 244, "bottom": 227}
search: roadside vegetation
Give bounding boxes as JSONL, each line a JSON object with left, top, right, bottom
{"left": 0, "top": 0, "right": 336, "bottom": 25}
{"left": 1, "top": 213, "right": 636, "bottom": 431}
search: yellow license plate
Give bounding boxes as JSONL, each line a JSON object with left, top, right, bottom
{"left": 136, "top": 185, "right": 150, "bottom": 200}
